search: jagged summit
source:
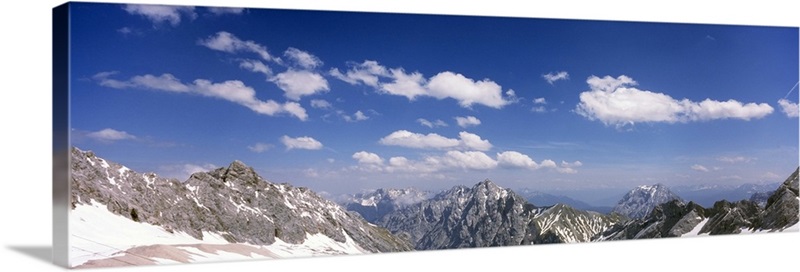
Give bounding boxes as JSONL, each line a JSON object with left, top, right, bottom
{"left": 69, "top": 147, "right": 412, "bottom": 266}
{"left": 612, "top": 183, "right": 683, "bottom": 219}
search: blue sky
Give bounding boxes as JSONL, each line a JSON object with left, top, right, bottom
{"left": 69, "top": 2, "right": 799, "bottom": 198}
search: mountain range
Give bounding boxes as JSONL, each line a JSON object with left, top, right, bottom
{"left": 70, "top": 146, "right": 798, "bottom": 267}
{"left": 69, "top": 147, "right": 411, "bottom": 268}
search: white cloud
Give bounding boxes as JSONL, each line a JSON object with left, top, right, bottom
{"left": 130, "top": 74, "right": 191, "bottom": 92}
{"left": 532, "top": 106, "right": 547, "bottom": 113}
{"left": 576, "top": 75, "right": 774, "bottom": 127}
{"left": 123, "top": 4, "right": 196, "bottom": 26}
{"left": 778, "top": 99, "right": 799, "bottom": 118}
{"left": 206, "top": 7, "right": 244, "bottom": 15}
{"left": 426, "top": 72, "right": 510, "bottom": 108}
{"left": 332, "top": 61, "right": 512, "bottom": 108}
{"left": 284, "top": 48, "right": 323, "bottom": 69}
{"left": 94, "top": 72, "right": 308, "bottom": 120}
{"left": 198, "top": 31, "right": 277, "bottom": 62}
{"left": 455, "top": 116, "right": 481, "bottom": 128}
{"left": 691, "top": 164, "right": 709, "bottom": 172}
{"left": 378, "top": 130, "right": 492, "bottom": 151}
{"left": 329, "top": 60, "right": 389, "bottom": 88}
{"left": 540, "top": 159, "right": 558, "bottom": 168}
{"left": 543, "top": 71, "right": 569, "bottom": 84}
{"left": 239, "top": 59, "right": 272, "bottom": 77}
{"left": 437, "top": 151, "right": 498, "bottom": 170}
{"left": 310, "top": 99, "right": 333, "bottom": 109}
{"left": 496, "top": 151, "right": 538, "bottom": 169}
{"left": 457, "top": 131, "right": 492, "bottom": 151}
{"left": 417, "top": 118, "right": 448, "bottom": 128}
{"left": 86, "top": 128, "right": 137, "bottom": 142}
{"left": 533, "top": 97, "right": 547, "bottom": 104}
{"left": 271, "top": 70, "right": 329, "bottom": 101}
{"left": 561, "top": 160, "right": 583, "bottom": 168}
{"left": 381, "top": 68, "right": 428, "bottom": 99}
{"left": 352, "top": 151, "right": 384, "bottom": 165}
{"left": 181, "top": 163, "right": 217, "bottom": 176}
{"left": 342, "top": 110, "right": 370, "bottom": 122}
{"left": 717, "top": 156, "right": 753, "bottom": 163}
{"left": 247, "top": 143, "right": 273, "bottom": 153}
{"left": 354, "top": 111, "right": 369, "bottom": 121}
{"left": 280, "top": 135, "right": 323, "bottom": 150}
{"left": 379, "top": 130, "right": 459, "bottom": 150}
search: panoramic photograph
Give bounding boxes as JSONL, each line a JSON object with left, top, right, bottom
{"left": 62, "top": 2, "right": 798, "bottom": 268}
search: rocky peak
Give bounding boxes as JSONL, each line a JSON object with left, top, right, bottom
{"left": 612, "top": 183, "right": 683, "bottom": 219}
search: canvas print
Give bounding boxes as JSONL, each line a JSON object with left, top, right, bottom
{"left": 54, "top": 1, "right": 799, "bottom": 269}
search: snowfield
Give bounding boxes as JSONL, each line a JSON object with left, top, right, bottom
{"left": 70, "top": 199, "right": 369, "bottom": 268}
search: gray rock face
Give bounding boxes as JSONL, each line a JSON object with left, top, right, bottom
{"left": 596, "top": 200, "right": 706, "bottom": 240}
{"left": 700, "top": 200, "right": 762, "bottom": 234}
{"left": 596, "top": 167, "right": 799, "bottom": 241}
{"left": 70, "top": 147, "right": 412, "bottom": 253}
{"left": 378, "top": 180, "right": 621, "bottom": 249}
{"left": 612, "top": 184, "right": 683, "bottom": 219}
{"left": 342, "top": 188, "right": 432, "bottom": 223}
{"left": 758, "top": 167, "right": 799, "bottom": 230}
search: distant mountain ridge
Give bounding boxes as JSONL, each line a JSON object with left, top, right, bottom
{"left": 340, "top": 188, "right": 432, "bottom": 223}
{"left": 515, "top": 189, "right": 613, "bottom": 214}
{"left": 672, "top": 183, "right": 780, "bottom": 207}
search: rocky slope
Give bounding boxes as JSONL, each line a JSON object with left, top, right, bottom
{"left": 595, "top": 167, "right": 799, "bottom": 241}
{"left": 378, "top": 180, "right": 621, "bottom": 249}
{"left": 70, "top": 147, "right": 412, "bottom": 263}
{"left": 611, "top": 184, "right": 683, "bottom": 219}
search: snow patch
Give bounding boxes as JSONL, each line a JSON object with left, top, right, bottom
{"left": 681, "top": 218, "right": 709, "bottom": 237}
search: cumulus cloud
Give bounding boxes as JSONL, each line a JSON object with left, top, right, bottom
{"left": 691, "top": 164, "right": 709, "bottom": 172}
{"left": 778, "top": 99, "right": 799, "bottom": 118}
{"left": 310, "top": 99, "right": 333, "bottom": 109}
{"left": 352, "top": 151, "right": 384, "bottom": 165}
{"left": 378, "top": 130, "right": 492, "bottom": 151}
{"left": 417, "top": 118, "right": 448, "bottom": 128}
{"left": 352, "top": 149, "right": 578, "bottom": 174}
{"left": 280, "top": 135, "right": 323, "bottom": 150}
{"left": 576, "top": 75, "right": 774, "bottom": 127}
{"left": 93, "top": 72, "right": 307, "bottom": 120}
{"left": 284, "top": 48, "right": 323, "bottom": 69}
{"left": 533, "top": 97, "right": 547, "bottom": 104}
{"left": 342, "top": 110, "right": 370, "bottom": 122}
{"left": 331, "top": 60, "right": 513, "bottom": 108}
{"left": 247, "top": 143, "right": 273, "bottom": 153}
{"left": 455, "top": 116, "right": 481, "bottom": 128}
{"left": 270, "top": 70, "right": 329, "bottom": 101}
{"left": 198, "top": 31, "right": 277, "bottom": 62}
{"left": 427, "top": 72, "right": 509, "bottom": 108}
{"left": 329, "top": 60, "right": 389, "bottom": 88}
{"left": 542, "top": 71, "right": 569, "bottom": 84}
{"left": 239, "top": 59, "right": 272, "bottom": 77}
{"left": 496, "top": 151, "right": 538, "bottom": 169}
{"left": 86, "top": 128, "right": 137, "bottom": 142}
{"left": 123, "top": 4, "right": 196, "bottom": 26}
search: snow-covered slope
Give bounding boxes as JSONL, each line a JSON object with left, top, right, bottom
{"left": 69, "top": 147, "right": 411, "bottom": 268}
